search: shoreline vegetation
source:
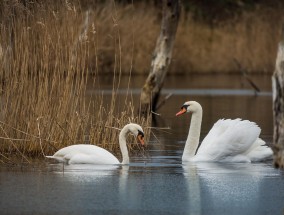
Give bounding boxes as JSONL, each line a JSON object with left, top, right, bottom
{"left": 0, "top": 0, "right": 282, "bottom": 163}
{"left": 0, "top": 0, "right": 151, "bottom": 164}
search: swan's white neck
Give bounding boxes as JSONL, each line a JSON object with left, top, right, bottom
{"left": 119, "top": 126, "right": 130, "bottom": 164}
{"left": 182, "top": 106, "right": 202, "bottom": 161}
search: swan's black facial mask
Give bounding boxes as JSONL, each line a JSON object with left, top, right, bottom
{"left": 138, "top": 130, "right": 144, "bottom": 138}
{"left": 176, "top": 105, "right": 189, "bottom": 116}
{"left": 137, "top": 130, "right": 145, "bottom": 145}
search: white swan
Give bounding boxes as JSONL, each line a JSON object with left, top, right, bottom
{"left": 46, "top": 123, "right": 145, "bottom": 165}
{"left": 176, "top": 101, "right": 273, "bottom": 163}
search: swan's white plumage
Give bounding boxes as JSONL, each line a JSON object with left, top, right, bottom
{"left": 244, "top": 138, "right": 273, "bottom": 162}
{"left": 46, "top": 144, "right": 120, "bottom": 164}
{"left": 46, "top": 123, "right": 144, "bottom": 165}
{"left": 178, "top": 101, "right": 273, "bottom": 163}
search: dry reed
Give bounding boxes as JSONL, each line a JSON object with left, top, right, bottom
{"left": 0, "top": 0, "right": 151, "bottom": 164}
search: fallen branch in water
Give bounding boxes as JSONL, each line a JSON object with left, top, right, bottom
{"left": 156, "top": 93, "right": 173, "bottom": 111}
{"left": 233, "top": 58, "right": 260, "bottom": 94}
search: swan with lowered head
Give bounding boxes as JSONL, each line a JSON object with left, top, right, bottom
{"left": 176, "top": 101, "right": 273, "bottom": 163}
{"left": 46, "top": 123, "right": 145, "bottom": 165}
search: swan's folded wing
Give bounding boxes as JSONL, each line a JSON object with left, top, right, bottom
{"left": 68, "top": 153, "right": 118, "bottom": 164}
{"left": 197, "top": 119, "right": 261, "bottom": 161}
{"left": 52, "top": 144, "right": 120, "bottom": 164}
{"left": 197, "top": 119, "right": 237, "bottom": 152}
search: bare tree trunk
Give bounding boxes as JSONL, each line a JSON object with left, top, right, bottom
{"left": 139, "top": 0, "right": 181, "bottom": 116}
{"left": 273, "top": 25, "right": 284, "bottom": 168}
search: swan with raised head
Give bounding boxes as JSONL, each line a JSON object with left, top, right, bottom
{"left": 46, "top": 123, "right": 145, "bottom": 165}
{"left": 176, "top": 101, "right": 273, "bottom": 163}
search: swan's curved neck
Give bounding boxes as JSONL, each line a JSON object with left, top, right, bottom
{"left": 119, "top": 126, "right": 130, "bottom": 164}
{"left": 183, "top": 108, "right": 202, "bottom": 161}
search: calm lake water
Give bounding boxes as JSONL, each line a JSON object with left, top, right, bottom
{"left": 1, "top": 74, "right": 284, "bottom": 215}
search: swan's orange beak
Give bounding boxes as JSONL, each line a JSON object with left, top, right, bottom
{"left": 137, "top": 134, "right": 145, "bottom": 145}
{"left": 176, "top": 107, "right": 186, "bottom": 116}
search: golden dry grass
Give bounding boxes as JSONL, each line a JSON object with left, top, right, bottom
{"left": 0, "top": 1, "right": 151, "bottom": 164}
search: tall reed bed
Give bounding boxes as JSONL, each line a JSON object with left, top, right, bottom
{"left": 0, "top": 1, "right": 150, "bottom": 164}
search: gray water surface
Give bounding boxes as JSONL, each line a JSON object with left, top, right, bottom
{"left": 1, "top": 155, "right": 283, "bottom": 215}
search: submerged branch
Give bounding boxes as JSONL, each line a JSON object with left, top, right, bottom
{"left": 233, "top": 58, "right": 260, "bottom": 94}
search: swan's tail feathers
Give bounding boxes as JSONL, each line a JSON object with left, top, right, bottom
{"left": 245, "top": 138, "right": 273, "bottom": 162}
{"left": 45, "top": 155, "right": 65, "bottom": 162}
{"left": 45, "top": 156, "right": 54, "bottom": 158}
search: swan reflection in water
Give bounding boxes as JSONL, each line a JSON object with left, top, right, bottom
{"left": 182, "top": 162, "right": 280, "bottom": 214}
{"left": 49, "top": 164, "right": 130, "bottom": 208}
{"left": 52, "top": 164, "right": 120, "bottom": 181}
